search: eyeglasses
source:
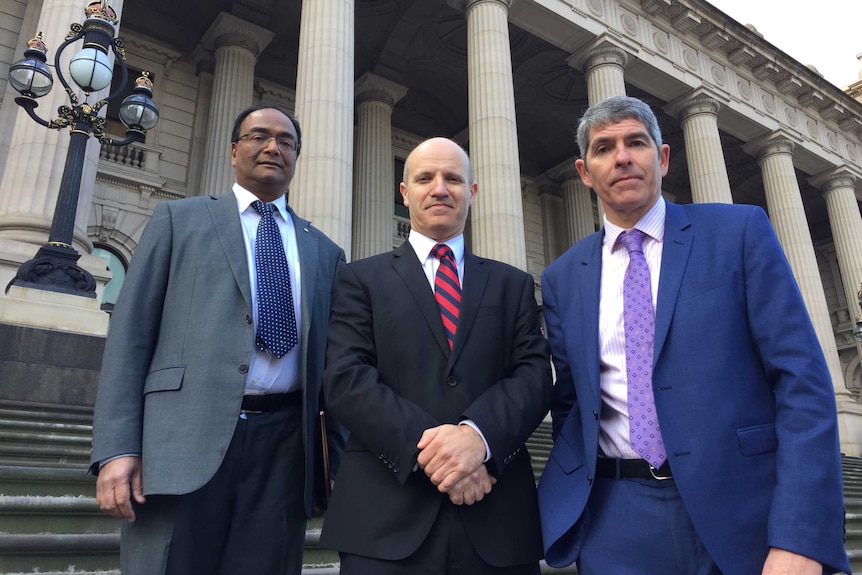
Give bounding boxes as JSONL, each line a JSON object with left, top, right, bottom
{"left": 236, "top": 132, "right": 297, "bottom": 152}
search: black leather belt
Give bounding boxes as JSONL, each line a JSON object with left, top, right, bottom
{"left": 241, "top": 391, "right": 301, "bottom": 413}
{"left": 596, "top": 458, "right": 673, "bottom": 480}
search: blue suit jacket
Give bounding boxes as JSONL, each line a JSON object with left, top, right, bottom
{"left": 538, "top": 202, "right": 849, "bottom": 574}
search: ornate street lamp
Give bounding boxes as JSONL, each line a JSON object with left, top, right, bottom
{"left": 6, "top": 0, "right": 158, "bottom": 298}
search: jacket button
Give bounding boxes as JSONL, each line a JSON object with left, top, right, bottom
{"left": 588, "top": 474, "right": 593, "bottom": 485}
{"left": 239, "top": 364, "right": 249, "bottom": 374}
{"left": 245, "top": 314, "right": 252, "bottom": 324}
{"left": 592, "top": 410, "right": 598, "bottom": 420}
{"left": 446, "top": 376, "right": 459, "bottom": 387}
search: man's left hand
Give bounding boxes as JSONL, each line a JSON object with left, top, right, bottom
{"left": 761, "top": 547, "right": 822, "bottom": 575}
{"left": 416, "top": 424, "right": 485, "bottom": 491}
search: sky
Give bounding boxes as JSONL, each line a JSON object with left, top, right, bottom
{"left": 707, "top": 0, "right": 861, "bottom": 89}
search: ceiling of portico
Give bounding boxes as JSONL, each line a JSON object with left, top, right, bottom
{"left": 121, "top": 0, "right": 833, "bottom": 242}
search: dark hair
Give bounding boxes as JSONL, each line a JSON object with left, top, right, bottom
{"left": 576, "top": 96, "right": 662, "bottom": 162}
{"left": 231, "top": 101, "right": 302, "bottom": 155}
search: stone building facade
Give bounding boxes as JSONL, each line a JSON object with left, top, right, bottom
{"left": 2, "top": 0, "right": 862, "bottom": 453}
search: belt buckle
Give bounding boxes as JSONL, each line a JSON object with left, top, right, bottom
{"left": 240, "top": 409, "right": 263, "bottom": 415}
{"left": 649, "top": 464, "right": 672, "bottom": 481}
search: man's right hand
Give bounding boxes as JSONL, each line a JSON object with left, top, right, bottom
{"left": 96, "top": 456, "right": 146, "bottom": 522}
{"left": 447, "top": 464, "right": 496, "bottom": 506}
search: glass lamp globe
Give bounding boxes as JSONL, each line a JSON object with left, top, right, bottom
{"left": 69, "top": 47, "right": 113, "bottom": 92}
{"left": 9, "top": 35, "right": 53, "bottom": 98}
{"left": 119, "top": 74, "right": 159, "bottom": 131}
{"left": 9, "top": 56, "right": 54, "bottom": 97}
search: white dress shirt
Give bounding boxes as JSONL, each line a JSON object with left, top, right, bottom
{"left": 406, "top": 230, "right": 490, "bottom": 462}
{"left": 597, "top": 197, "right": 666, "bottom": 459}
{"left": 234, "top": 184, "right": 302, "bottom": 394}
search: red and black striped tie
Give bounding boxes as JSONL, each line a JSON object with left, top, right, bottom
{"left": 432, "top": 243, "right": 461, "bottom": 350}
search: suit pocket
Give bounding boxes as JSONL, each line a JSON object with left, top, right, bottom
{"left": 679, "top": 270, "right": 739, "bottom": 301}
{"left": 737, "top": 423, "right": 777, "bottom": 456}
{"left": 549, "top": 434, "right": 585, "bottom": 474}
{"left": 143, "top": 366, "right": 185, "bottom": 394}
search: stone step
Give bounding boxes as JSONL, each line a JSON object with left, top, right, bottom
{"left": 0, "top": 401, "right": 94, "bottom": 426}
{"left": 0, "top": 465, "right": 95, "bottom": 497}
{"left": 0, "top": 533, "right": 119, "bottom": 573}
{"left": 0, "top": 495, "right": 120, "bottom": 535}
{"left": 0, "top": 439, "right": 92, "bottom": 468}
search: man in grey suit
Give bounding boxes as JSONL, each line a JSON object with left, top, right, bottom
{"left": 89, "top": 101, "right": 346, "bottom": 575}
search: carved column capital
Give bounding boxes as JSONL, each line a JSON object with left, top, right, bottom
{"left": 200, "top": 12, "right": 275, "bottom": 58}
{"left": 674, "top": 94, "right": 722, "bottom": 122}
{"left": 569, "top": 43, "right": 629, "bottom": 73}
{"left": 745, "top": 134, "right": 796, "bottom": 163}
{"left": 810, "top": 168, "right": 858, "bottom": 195}
{"left": 355, "top": 73, "right": 409, "bottom": 107}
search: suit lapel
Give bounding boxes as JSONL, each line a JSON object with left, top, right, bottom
{"left": 206, "top": 193, "right": 252, "bottom": 309}
{"left": 391, "top": 242, "right": 450, "bottom": 356}
{"left": 578, "top": 232, "right": 604, "bottom": 406}
{"left": 654, "top": 202, "right": 692, "bottom": 362}
{"left": 288, "top": 206, "right": 318, "bottom": 345}
{"left": 449, "top": 250, "right": 488, "bottom": 366}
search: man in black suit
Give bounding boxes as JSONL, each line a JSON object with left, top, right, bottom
{"left": 320, "top": 136, "right": 552, "bottom": 574}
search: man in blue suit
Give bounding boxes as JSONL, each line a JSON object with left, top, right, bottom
{"left": 538, "top": 96, "right": 849, "bottom": 574}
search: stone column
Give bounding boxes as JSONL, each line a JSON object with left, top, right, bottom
{"left": 574, "top": 43, "right": 628, "bottom": 105}
{"left": 291, "top": 0, "right": 355, "bottom": 254}
{"left": 197, "top": 13, "right": 273, "bottom": 196}
{"left": 561, "top": 170, "right": 595, "bottom": 244}
{"left": 0, "top": 0, "right": 125, "bottom": 252}
{"left": 748, "top": 136, "right": 851, "bottom": 404}
{"left": 461, "top": 0, "right": 526, "bottom": 269}
{"left": 352, "top": 73, "right": 407, "bottom": 260}
{"left": 813, "top": 169, "right": 862, "bottom": 322}
{"left": 672, "top": 94, "right": 733, "bottom": 204}
{"left": 538, "top": 184, "right": 565, "bottom": 262}
{"left": 566, "top": 41, "right": 628, "bottom": 227}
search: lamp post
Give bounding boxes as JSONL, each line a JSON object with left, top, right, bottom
{"left": 6, "top": 0, "right": 158, "bottom": 298}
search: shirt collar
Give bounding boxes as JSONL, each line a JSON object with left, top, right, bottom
{"left": 603, "top": 196, "right": 666, "bottom": 251}
{"left": 232, "top": 183, "right": 288, "bottom": 218}
{"left": 408, "top": 229, "right": 465, "bottom": 265}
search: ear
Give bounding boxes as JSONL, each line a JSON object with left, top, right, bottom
{"left": 575, "top": 158, "right": 592, "bottom": 188}
{"left": 400, "top": 182, "right": 409, "bottom": 207}
{"left": 659, "top": 144, "right": 670, "bottom": 176}
{"left": 231, "top": 143, "right": 238, "bottom": 167}
{"left": 468, "top": 182, "right": 478, "bottom": 205}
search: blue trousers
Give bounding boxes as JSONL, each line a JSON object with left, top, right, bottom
{"left": 577, "top": 476, "right": 722, "bottom": 575}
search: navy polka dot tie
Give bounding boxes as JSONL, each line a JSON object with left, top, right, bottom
{"left": 432, "top": 243, "right": 461, "bottom": 350}
{"left": 618, "top": 229, "right": 666, "bottom": 469}
{"left": 252, "top": 200, "right": 297, "bottom": 358}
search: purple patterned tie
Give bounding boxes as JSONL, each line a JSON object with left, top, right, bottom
{"left": 618, "top": 229, "right": 666, "bottom": 469}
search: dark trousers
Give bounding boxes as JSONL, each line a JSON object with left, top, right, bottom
{"left": 120, "top": 405, "right": 305, "bottom": 575}
{"left": 339, "top": 501, "right": 540, "bottom": 575}
{"left": 577, "top": 476, "right": 721, "bottom": 575}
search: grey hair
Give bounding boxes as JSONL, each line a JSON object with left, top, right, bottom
{"left": 576, "top": 96, "right": 663, "bottom": 162}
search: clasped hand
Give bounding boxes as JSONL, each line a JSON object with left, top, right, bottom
{"left": 416, "top": 424, "right": 495, "bottom": 505}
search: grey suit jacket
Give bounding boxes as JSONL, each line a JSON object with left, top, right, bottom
{"left": 89, "top": 192, "right": 345, "bottom": 516}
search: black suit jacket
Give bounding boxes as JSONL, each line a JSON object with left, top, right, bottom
{"left": 320, "top": 242, "right": 552, "bottom": 566}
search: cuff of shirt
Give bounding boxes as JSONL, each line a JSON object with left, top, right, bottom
{"left": 459, "top": 420, "right": 491, "bottom": 463}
